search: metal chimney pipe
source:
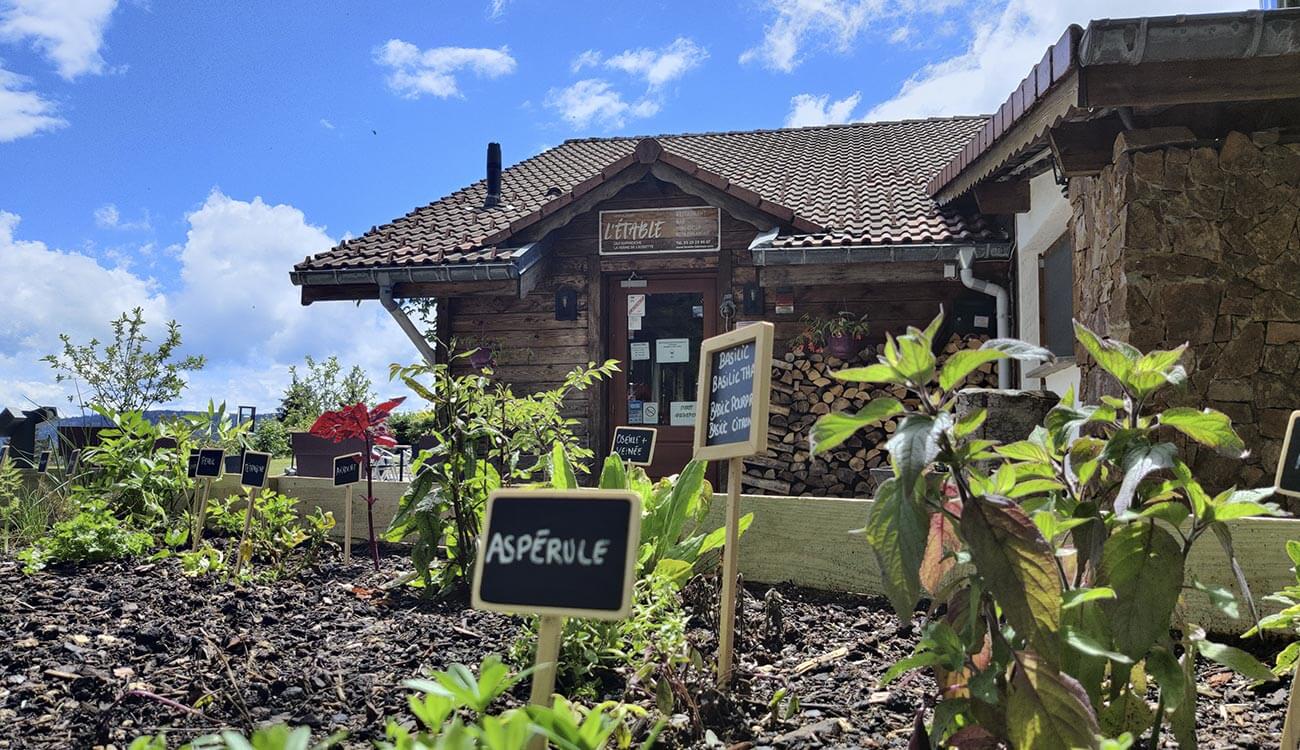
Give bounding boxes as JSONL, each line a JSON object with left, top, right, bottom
{"left": 484, "top": 142, "right": 502, "bottom": 208}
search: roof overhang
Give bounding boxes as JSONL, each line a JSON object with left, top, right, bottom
{"left": 751, "top": 242, "right": 1011, "bottom": 267}
{"left": 930, "top": 8, "right": 1300, "bottom": 205}
{"left": 290, "top": 241, "right": 547, "bottom": 304}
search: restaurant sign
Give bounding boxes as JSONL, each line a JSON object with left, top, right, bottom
{"left": 598, "top": 207, "right": 720, "bottom": 255}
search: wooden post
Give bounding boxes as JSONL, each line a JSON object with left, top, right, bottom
{"left": 232, "top": 486, "right": 257, "bottom": 578}
{"left": 343, "top": 484, "right": 354, "bottom": 564}
{"left": 1283, "top": 659, "right": 1300, "bottom": 750}
{"left": 191, "top": 478, "right": 212, "bottom": 551}
{"left": 718, "top": 456, "right": 742, "bottom": 687}
{"left": 528, "top": 615, "right": 565, "bottom": 750}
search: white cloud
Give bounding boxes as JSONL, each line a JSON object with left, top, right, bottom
{"left": 319, "top": 117, "right": 335, "bottom": 130}
{"left": 0, "top": 0, "right": 119, "bottom": 80}
{"left": 785, "top": 91, "right": 861, "bottom": 127}
{"left": 0, "top": 194, "right": 415, "bottom": 412}
{"left": 374, "top": 39, "right": 516, "bottom": 99}
{"left": 605, "top": 37, "right": 707, "bottom": 88}
{"left": 554, "top": 38, "right": 706, "bottom": 131}
{"left": 93, "top": 202, "right": 150, "bottom": 231}
{"left": 546, "top": 78, "right": 662, "bottom": 130}
{"left": 487, "top": 0, "right": 510, "bottom": 18}
{"left": 866, "top": 0, "right": 1254, "bottom": 120}
{"left": 888, "top": 26, "right": 911, "bottom": 44}
{"left": 741, "top": 0, "right": 873, "bottom": 72}
{"left": 0, "top": 64, "right": 64, "bottom": 141}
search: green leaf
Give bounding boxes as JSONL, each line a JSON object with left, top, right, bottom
{"left": 861, "top": 478, "right": 928, "bottom": 620}
{"left": 810, "top": 398, "right": 903, "bottom": 455}
{"left": 886, "top": 413, "right": 949, "bottom": 503}
{"left": 981, "top": 338, "right": 1054, "bottom": 363}
{"left": 961, "top": 496, "right": 1062, "bottom": 663}
{"left": 1062, "top": 587, "right": 1116, "bottom": 609}
{"left": 1194, "top": 638, "right": 1276, "bottom": 683}
{"left": 939, "top": 349, "right": 1006, "bottom": 391}
{"left": 893, "top": 334, "right": 936, "bottom": 385}
{"left": 1190, "top": 577, "right": 1240, "bottom": 620}
{"left": 1098, "top": 521, "right": 1184, "bottom": 661}
{"left": 1073, "top": 321, "right": 1135, "bottom": 387}
{"left": 1006, "top": 650, "right": 1101, "bottom": 750}
{"left": 1211, "top": 522, "right": 1261, "bottom": 632}
{"left": 1114, "top": 443, "right": 1176, "bottom": 515}
{"left": 597, "top": 454, "right": 626, "bottom": 489}
{"left": 1160, "top": 407, "right": 1247, "bottom": 458}
{"left": 550, "top": 443, "right": 577, "bottom": 489}
{"left": 1146, "top": 644, "right": 1188, "bottom": 711}
{"left": 1064, "top": 627, "right": 1133, "bottom": 664}
{"left": 832, "top": 363, "right": 901, "bottom": 384}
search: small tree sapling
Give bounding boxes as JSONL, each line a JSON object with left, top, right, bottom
{"left": 309, "top": 397, "right": 405, "bottom": 570}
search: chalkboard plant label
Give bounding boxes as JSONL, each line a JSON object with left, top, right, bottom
{"left": 693, "top": 322, "right": 775, "bottom": 461}
{"left": 36, "top": 450, "right": 50, "bottom": 474}
{"left": 0, "top": 444, "right": 8, "bottom": 467}
{"left": 610, "top": 426, "right": 657, "bottom": 466}
{"left": 240, "top": 451, "right": 272, "bottom": 489}
{"left": 196, "top": 448, "right": 225, "bottom": 479}
{"left": 1275, "top": 411, "right": 1300, "bottom": 499}
{"left": 472, "top": 489, "right": 641, "bottom": 620}
{"left": 333, "top": 453, "right": 362, "bottom": 486}
{"left": 186, "top": 449, "right": 200, "bottom": 479}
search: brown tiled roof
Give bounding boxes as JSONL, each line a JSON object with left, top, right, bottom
{"left": 296, "top": 117, "right": 1005, "bottom": 273}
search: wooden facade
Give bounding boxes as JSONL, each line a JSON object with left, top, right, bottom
{"left": 442, "top": 172, "right": 1005, "bottom": 481}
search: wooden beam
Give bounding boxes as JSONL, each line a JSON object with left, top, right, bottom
{"left": 648, "top": 162, "right": 781, "bottom": 232}
{"left": 973, "top": 179, "right": 1031, "bottom": 214}
{"left": 759, "top": 262, "right": 947, "bottom": 287}
{"left": 1081, "top": 57, "right": 1300, "bottom": 109}
{"left": 301, "top": 279, "right": 518, "bottom": 304}
{"left": 513, "top": 165, "right": 652, "bottom": 244}
{"left": 1047, "top": 118, "right": 1125, "bottom": 177}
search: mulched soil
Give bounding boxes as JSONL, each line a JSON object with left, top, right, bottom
{"left": 0, "top": 550, "right": 1291, "bottom": 749}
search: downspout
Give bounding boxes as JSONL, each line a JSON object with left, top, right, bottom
{"left": 957, "top": 248, "right": 1012, "bottom": 389}
{"left": 377, "top": 279, "right": 438, "bottom": 367}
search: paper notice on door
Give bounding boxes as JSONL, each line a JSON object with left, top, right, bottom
{"left": 627, "top": 315, "right": 642, "bottom": 331}
{"left": 628, "top": 400, "right": 643, "bottom": 424}
{"left": 656, "top": 338, "right": 689, "bottom": 363}
{"left": 630, "top": 342, "right": 650, "bottom": 361}
{"left": 670, "top": 401, "right": 696, "bottom": 427}
{"left": 627, "top": 294, "right": 646, "bottom": 317}
{"left": 642, "top": 402, "right": 660, "bottom": 424}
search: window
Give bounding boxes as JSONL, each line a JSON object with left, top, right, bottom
{"left": 1039, "top": 234, "right": 1074, "bottom": 357}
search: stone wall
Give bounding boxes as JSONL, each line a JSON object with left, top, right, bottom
{"left": 1071, "top": 129, "right": 1300, "bottom": 489}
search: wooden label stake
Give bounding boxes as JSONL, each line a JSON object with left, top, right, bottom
{"left": 231, "top": 451, "right": 271, "bottom": 577}
{"left": 191, "top": 448, "right": 225, "bottom": 550}
{"left": 692, "top": 322, "right": 774, "bottom": 688}
{"left": 333, "top": 453, "right": 363, "bottom": 565}
{"left": 471, "top": 488, "right": 641, "bottom": 748}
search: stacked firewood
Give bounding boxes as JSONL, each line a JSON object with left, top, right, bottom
{"left": 744, "top": 333, "right": 998, "bottom": 497}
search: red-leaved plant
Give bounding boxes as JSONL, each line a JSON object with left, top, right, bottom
{"left": 310, "top": 397, "right": 405, "bottom": 570}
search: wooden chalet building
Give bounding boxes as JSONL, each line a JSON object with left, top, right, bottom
{"left": 290, "top": 121, "right": 1010, "bottom": 481}
{"left": 293, "top": 6, "right": 1300, "bottom": 492}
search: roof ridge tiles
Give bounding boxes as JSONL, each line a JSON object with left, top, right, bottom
{"left": 558, "top": 115, "right": 994, "bottom": 145}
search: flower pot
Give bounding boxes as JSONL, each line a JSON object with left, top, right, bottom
{"left": 826, "top": 334, "right": 863, "bottom": 359}
{"left": 468, "top": 347, "right": 494, "bottom": 369}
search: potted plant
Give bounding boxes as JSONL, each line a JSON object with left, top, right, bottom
{"left": 823, "top": 311, "right": 869, "bottom": 358}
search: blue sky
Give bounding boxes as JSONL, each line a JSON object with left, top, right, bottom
{"left": 0, "top": 0, "right": 1251, "bottom": 412}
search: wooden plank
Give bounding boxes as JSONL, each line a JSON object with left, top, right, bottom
{"left": 759, "top": 263, "right": 948, "bottom": 287}
{"left": 1081, "top": 58, "right": 1300, "bottom": 109}
{"left": 1047, "top": 119, "right": 1125, "bottom": 177}
{"left": 973, "top": 179, "right": 1031, "bottom": 214}
{"left": 272, "top": 476, "right": 407, "bottom": 541}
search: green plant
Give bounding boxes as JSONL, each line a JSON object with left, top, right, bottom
{"left": 278, "top": 354, "right": 375, "bottom": 430}
{"left": 1, "top": 462, "right": 71, "bottom": 552}
{"left": 386, "top": 353, "right": 616, "bottom": 593}
{"left": 42, "top": 306, "right": 206, "bottom": 413}
{"left": 205, "top": 489, "right": 335, "bottom": 579}
{"left": 1245, "top": 540, "right": 1300, "bottom": 675}
{"left": 74, "top": 406, "right": 196, "bottom": 525}
{"left": 248, "top": 418, "right": 291, "bottom": 457}
{"left": 19, "top": 499, "right": 153, "bottom": 572}
{"left": 130, "top": 725, "right": 347, "bottom": 749}
{"left": 387, "top": 409, "right": 439, "bottom": 447}
{"left": 527, "top": 696, "right": 660, "bottom": 750}
{"left": 790, "top": 311, "right": 870, "bottom": 352}
{"left": 811, "top": 312, "right": 1278, "bottom": 749}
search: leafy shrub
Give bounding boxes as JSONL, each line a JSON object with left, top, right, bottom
{"left": 248, "top": 417, "right": 291, "bottom": 457}
{"left": 387, "top": 409, "right": 439, "bottom": 447}
{"left": 1, "top": 461, "right": 71, "bottom": 552}
{"left": 386, "top": 355, "right": 617, "bottom": 593}
{"left": 204, "top": 489, "right": 334, "bottom": 579}
{"left": 128, "top": 725, "right": 345, "bottom": 749}
{"left": 19, "top": 499, "right": 153, "bottom": 572}
{"left": 74, "top": 407, "right": 196, "bottom": 525}
{"left": 812, "top": 313, "right": 1277, "bottom": 748}
{"left": 1246, "top": 541, "right": 1300, "bottom": 675}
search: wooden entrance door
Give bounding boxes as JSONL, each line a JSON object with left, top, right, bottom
{"left": 607, "top": 275, "right": 718, "bottom": 478}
